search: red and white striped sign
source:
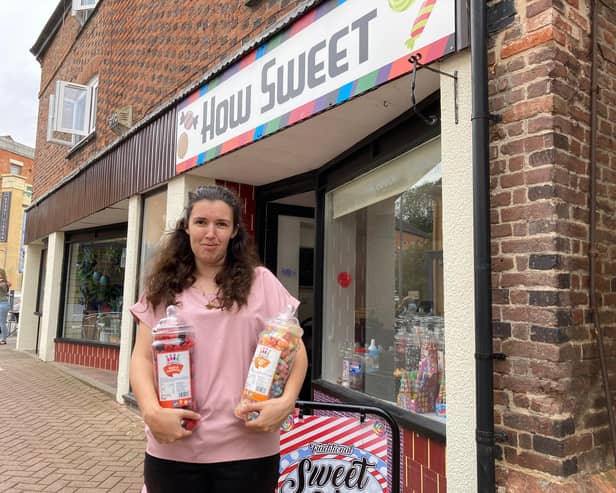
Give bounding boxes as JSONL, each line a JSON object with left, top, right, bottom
{"left": 278, "top": 416, "right": 389, "bottom": 493}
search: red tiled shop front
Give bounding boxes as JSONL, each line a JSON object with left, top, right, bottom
{"left": 55, "top": 341, "right": 119, "bottom": 371}
{"left": 404, "top": 431, "right": 446, "bottom": 493}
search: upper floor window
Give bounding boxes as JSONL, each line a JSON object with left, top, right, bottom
{"left": 9, "top": 160, "right": 23, "bottom": 175}
{"left": 47, "top": 76, "right": 98, "bottom": 147}
{"left": 72, "top": 0, "right": 98, "bottom": 25}
{"left": 73, "top": 0, "right": 97, "bottom": 11}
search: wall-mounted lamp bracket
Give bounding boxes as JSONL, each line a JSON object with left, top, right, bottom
{"left": 409, "top": 53, "right": 459, "bottom": 125}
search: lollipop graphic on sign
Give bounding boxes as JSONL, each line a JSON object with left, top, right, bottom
{"left": 388, "top": 0, "right": 415, "bottom": 11}
{"left": 388, "top": 0, "right": 437, "bottom": 51}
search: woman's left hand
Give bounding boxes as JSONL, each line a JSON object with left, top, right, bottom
{"left": 239, "top": 396, "right": 295, "bottom": 433}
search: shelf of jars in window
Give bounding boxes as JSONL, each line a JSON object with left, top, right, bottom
{"left": 340, "top": 316, "right": 446, "bottom": 420}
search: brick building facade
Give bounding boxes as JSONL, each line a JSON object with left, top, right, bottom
{"left": 19, "top": 0, "right": 616, "bottom": 491}
{"left": 488, "top": 0, "right": 616, "bottom": 490}
{"left": 0, "top": 136, "right": 33, "bottom": 287}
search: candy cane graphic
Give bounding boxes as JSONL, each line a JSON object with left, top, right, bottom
{"left": 406, "top": 0, "right": 437, "bottom": 51}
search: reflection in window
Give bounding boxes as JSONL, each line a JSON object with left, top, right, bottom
{"left": 62, "top": 238, "right": 126, "bottom": 344}
{"left": 139, "top": 190, "right": 167, "bottom": 293}
{"left": 322, "top": 139, "right": 445, "bottom": 422}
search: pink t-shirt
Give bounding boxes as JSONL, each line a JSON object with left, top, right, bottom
{"left": 130, "top": 266, "right": 299, "bottom": 464}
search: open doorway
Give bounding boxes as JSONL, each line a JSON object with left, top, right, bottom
{"left": 262, "top": 192, "right": 316, "bottom": 400}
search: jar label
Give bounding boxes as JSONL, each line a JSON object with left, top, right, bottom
{"left": 156, "top": 349, "right": 192, "bottom": 405}
{"left": 245, "top": 344, "right": 282, "bottom": 401}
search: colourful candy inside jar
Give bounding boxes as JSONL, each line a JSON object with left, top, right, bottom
{"left": 236, "top": 305, "right": 303, "bottom": 421}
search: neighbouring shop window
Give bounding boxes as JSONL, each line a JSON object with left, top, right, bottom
{"left": 62, "top": 237, "right": 126, "bottom": 344}
{"left": 322, "top": 138, "right": 445, "bottom": 423}
{"left": 139, "top": 189, "right": 167, "bottom": 293}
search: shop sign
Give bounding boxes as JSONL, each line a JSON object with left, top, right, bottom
{"left": 176, "top": 0, "right": 456, "bottom": 173}
{"left": 0, "top": 192, "right": 11, "bottom": 242}
{"left": 278, "top": 415, "right": 389, "bottom": 492}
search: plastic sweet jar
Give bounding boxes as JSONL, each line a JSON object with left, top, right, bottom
{"left": 236, "top": 304, "right": 303, "bottom": 420}
{"left": 150, "top": 305, "right": 197, "bottom": 429}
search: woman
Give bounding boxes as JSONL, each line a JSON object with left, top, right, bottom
{"left": 130, "top": 185, "right": 307, "bottom": 493}
{"left": 0, "top": 269, "right": 11, "bottom": 345}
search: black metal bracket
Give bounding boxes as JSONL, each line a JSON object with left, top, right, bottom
{"left": 494, "top": 431, "right": 508, "bottom": 443}
{"left": 476, "top": 429, "right": 508, "bottom": 444}
{"left": 409, "top": 53, "right": 458, "bottom": 125}
{"left": 471, "top": 113, "right": 502, "bottom": 123}
{"left": 475, "top": 352, "right": 507, "bottom": 360}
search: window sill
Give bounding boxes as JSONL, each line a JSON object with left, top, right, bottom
{"left": 312, "top": 379, "right": 446, "bottom": 442}
{"left": 54, "top": 337, "right": 119, "bottom": 349}
{"left": 66, "top": 130, "right": 96, "bottom": 159}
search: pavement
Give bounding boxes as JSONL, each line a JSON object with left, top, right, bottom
{"left": 0, "top": 338, "right": 146, "bottom": 492}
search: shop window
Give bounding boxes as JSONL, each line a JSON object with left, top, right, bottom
{"left": 322, "top": 138, "right": 445, "bottom": 422}
{"left": 47, "top": 77, "right": 98, "bottom": 147}
{"left": 139, "top": 189, "right": 167, "bottom": 293}
{"left": 62, "top": 237, "right": 126, "bottom": 344}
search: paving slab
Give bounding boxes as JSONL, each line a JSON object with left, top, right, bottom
{"left": 0, "top": 344, "right": 145, "bottom": 492}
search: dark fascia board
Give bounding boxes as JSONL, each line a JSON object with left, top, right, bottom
{"left": 456, "top": 0, "right": 470, "bottom": 50}
{"left": 30, "top": 0, "right": 69, "bottom": 60}
{"left": 30, "top": 0, "right": 103, "bottom": 61}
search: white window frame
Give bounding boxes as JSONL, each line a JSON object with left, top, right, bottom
{"left": 47, "top": 76, "right": 98, "bottom": 147}
{"left": 47, "top": 94, "right": 73, "bottom": 147}
{"left": 72, "top": 0, "right": 97, "bottom": 13}
{"left": 89, "top": 77, "right": 98, "bottom": 133}
{"left": 54, "top": 80, "right": 91, "bottom": 136}
{"left": 9, "top": 160, "right": 23, "bottom": 175}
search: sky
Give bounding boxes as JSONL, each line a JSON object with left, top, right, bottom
{"left": 0, "top": 0, "right": 59, "bottom": 149}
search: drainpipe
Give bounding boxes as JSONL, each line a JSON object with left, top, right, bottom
{"left": 470, "top": 0, "right": 496, "bottom": 491}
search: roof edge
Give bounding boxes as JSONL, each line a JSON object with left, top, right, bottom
{"left": 0, "top": 136, "right": 35, "bottom": 159}
{"left": 30, "top": 0, "right": 70, "bottom": 61}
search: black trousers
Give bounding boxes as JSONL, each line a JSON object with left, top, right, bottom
{"left": 144, "top": 452, "right": 280, "bottom": 493}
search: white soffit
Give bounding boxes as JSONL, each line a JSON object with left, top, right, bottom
{"left": 186, "top": 70, "right": 439, "bottom": 186}
{"left": 61, "top": 199, "right": 129, "bottom": 231}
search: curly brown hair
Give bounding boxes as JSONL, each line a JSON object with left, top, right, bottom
{"left": 144, "top": 185, "right": 260, "bottom": 311}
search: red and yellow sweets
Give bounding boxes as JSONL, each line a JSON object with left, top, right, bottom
{"left": 235, "top": 305, "right": 303, "bottom": 420}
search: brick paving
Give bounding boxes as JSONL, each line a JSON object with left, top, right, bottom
{"left": 0, "top": 344, "right": 145, "bottom": 492}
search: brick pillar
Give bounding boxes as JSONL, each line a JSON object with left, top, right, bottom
{"left": 488, "top": 0, "right": 616, "bottom": 488}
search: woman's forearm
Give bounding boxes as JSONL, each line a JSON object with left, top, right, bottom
{"left": 130, "top": 353, "right": 161, "bottom": 419}
{"left": 130, "top": 322, "right": 161, "bottom": 420}
{"left": 281, "top": 341, "right": 308, "bottom": 404}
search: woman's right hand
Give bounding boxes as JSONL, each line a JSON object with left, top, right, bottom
{"left": 143, "top": 406, "right": 201, "bottom": 444}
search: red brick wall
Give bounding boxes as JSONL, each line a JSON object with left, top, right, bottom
{"left": 55, "top": 341, "right": 119, "bottom": 371}
{"left": 34, "top": 1, "right": 303, "bottom": 200}
{"left": 489, "top": 0, "right": 616, "bottom": 488}
{"left": 0, "top": 148, "right": 34, "bottom": 183}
